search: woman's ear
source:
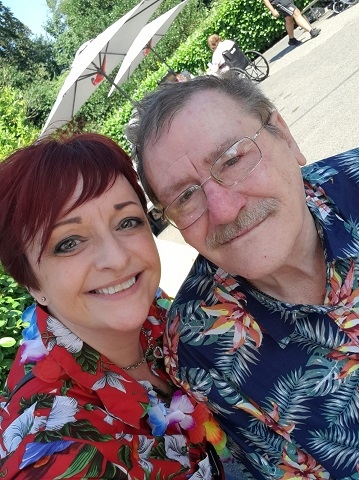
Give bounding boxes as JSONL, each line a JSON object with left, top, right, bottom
{"left": 29, "top": 289, "right": 49, "bottom": 306}
{"left": 270, "top": 110, "right": 307, "bottom": 167}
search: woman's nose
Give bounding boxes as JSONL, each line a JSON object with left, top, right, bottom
{"left": 94, "top": 234, "right": 129, "bottom": 270}
{"left": 203, "top": 181, "right": 247, "bottom": 226}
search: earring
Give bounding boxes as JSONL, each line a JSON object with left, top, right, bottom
{"left": 41, "top": 297, "right": 46, "bottom": 303}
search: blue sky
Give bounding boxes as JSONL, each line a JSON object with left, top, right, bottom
{"left": 3, "top": 0, "right": 50, "bottom": 36}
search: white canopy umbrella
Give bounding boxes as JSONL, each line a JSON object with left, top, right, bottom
{"left": 39, "top": 0, "right": 163, "bottom": 138}
{"left": 108, "top": 0, "right": 189, "bottom": 96}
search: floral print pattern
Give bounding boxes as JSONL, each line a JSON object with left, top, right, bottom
{"left": 0, "top": 289, "right": 225, "bottom": 479}
{"left": 166, "top": 148, "right": 359, "bottom": 479}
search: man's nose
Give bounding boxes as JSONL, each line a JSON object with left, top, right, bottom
{"left": 203, "top": 180, "right": 247, "bottom": 226}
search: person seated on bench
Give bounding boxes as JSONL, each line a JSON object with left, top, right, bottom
{"left": 207, "top": 34, "right": 248, "bottom": 74}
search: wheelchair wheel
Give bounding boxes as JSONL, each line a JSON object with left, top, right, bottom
{"left": 230, "top": 67, "right": 250, "bottom": 81}
{"left": 332, "top": 1, "right": 347, "bottom": 12}
{"left": 243, "top": 50, "right": 269, "bottom": 82}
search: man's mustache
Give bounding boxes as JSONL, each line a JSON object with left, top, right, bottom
{"left": 206, "top": 199, "right": 279, "bottom": 249}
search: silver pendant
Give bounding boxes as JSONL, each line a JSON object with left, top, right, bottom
{"left": 153, "top": 346, "right": 163, "bottom": 359}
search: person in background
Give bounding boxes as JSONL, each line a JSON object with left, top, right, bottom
{"left": 159, "top": 69, "right": 179, "bottom": 84}
{"left": 126, "top": 71, "right": 359, "bottom": 479}
{"left": 262, "top": 0, "right": 321, "bottom": 46}
{"left": 207, "top": 34, "right": 238, "bottom": 74}
{"left": 0, "top": 133, "right": 227, "bottom": 479}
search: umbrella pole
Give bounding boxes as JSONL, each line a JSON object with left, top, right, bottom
{"left": 98, "top": 68, "right": 138, "bottom": 106}
{"left": 147, "top": 45, "right": 174, "bottom": 72}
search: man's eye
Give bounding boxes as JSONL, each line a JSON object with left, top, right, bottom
{"left": 224, "top": 156, "right": 241, "bottom": 168}
{"left": 177, "top": 187, "right": 196, "bottom": 206}
{"left": 54, "top": 237, "right": 81, "bottom": 254}
{"left": 119, "top": 217, "right": 144, "bottom": 230}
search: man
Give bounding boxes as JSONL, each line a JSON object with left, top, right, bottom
{"left": 262, "top": 0, "right": 321, "bottom": 46}
{"left": 127, "top": 72, "right": 359, "bottom": 479}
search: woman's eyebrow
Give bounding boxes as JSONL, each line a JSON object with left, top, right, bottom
{"left": 52, "top": 201, "right": 139, "bottom": 230}
{"left": 113, "top": 201, "right": 138, "bottom": 210}
{"left": 52, "top": 217, "right": 81, "bottom": 230}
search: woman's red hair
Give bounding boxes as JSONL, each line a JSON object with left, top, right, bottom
{"left": 0, "top": 133, "right": 147, "bottom": 290}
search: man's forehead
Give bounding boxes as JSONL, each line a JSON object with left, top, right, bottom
{"left": 148, "top": 143, "right": 228, "bottom": 200}
{"left": 142, "top": 91, "right": 257, "bottom": 193}
{"left": 146, "top": 89, "right": 248, "bottom": 144}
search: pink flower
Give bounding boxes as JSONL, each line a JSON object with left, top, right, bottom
{"left": 166, "top": 391, "right": 195, "bottom": 431}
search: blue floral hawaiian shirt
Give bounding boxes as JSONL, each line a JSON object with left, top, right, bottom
{"left": 165, "top": 148, "right": 359, "bottom": 480}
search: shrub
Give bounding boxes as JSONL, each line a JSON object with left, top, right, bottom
{"left": 0, "top": 265, "right": 32, "bottom": 390}
{"left": 0, "top": 85, "right": 38, "bottom": 160}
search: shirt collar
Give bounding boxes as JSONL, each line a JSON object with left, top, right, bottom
{"left": 34, "top": 300, "right": 167, "bottom": 428}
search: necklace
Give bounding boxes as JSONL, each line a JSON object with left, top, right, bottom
{"left": 121, "top": 327, "right": 163, "bottom": 371}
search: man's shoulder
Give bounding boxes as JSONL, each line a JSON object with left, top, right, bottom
{"left": 302, "top": 148, "right": 359, "bottom": 259}
{"left": 170, "top": 255, "right": 249, "bottom": 320}
{"left": 170, "top": 255, "right": 219, "bottom": 311}
{"left": 302, "top": 147, "right": 359, "bottom": 186}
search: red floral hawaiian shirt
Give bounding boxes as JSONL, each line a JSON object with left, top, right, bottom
{"left": 0, "top": 289, "right": 225, "bottom": 479}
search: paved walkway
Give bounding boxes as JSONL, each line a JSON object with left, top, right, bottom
{"left": 260, "top": 3, "right": 359, "bottom": 163}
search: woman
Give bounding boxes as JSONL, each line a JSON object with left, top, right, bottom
{"left": 0, "top": 133, "right": 226, "bottom": 479}
{"left": 207, "top": 35, "right": 247, "bottom": 75}
{"left": 207, "top": 34, "right": 235, "bottom": 74}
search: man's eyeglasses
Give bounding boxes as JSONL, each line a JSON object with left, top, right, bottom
{"left": 163, "top": 122, "right": 267, "bottom": 230}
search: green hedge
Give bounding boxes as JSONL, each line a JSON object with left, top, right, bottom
{"left": 0, "top": 265, "right": 32, "bottom": 389}
{"left": 0, "top": 86, "right": 38, "bottom": 160}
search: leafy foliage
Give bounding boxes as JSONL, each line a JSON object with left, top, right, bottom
{"left": 0, "top": 2, "right": 58, "bottom": 77}
{"left": 0, "top": 1, "right": 33, "bottom": 70}
{"left": 0, "top": 264, "right": 32, "bottom": 390}
{"left": 0, "top": 85, "right": 38, "bottom": 159}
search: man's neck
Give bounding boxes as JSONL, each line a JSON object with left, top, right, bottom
{"left": 248, "top": 218, "right": 327, "bottom": 305}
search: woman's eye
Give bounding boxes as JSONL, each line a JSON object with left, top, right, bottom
{"left": 119, "top": 217, "right": 144, "bottom": 230}
{"left": 54, "top": 237, "right": 81, "bottom": 254}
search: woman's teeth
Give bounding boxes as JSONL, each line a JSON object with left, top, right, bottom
{"left": 94, "top": 277, "right": 136, "bottom": 294}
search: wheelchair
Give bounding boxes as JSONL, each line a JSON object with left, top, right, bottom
{"left": 222, "top": 42, "right": 269, "bottom": 82}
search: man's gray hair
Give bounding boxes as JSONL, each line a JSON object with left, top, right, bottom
{"left": 126, "top": 70, "right": 277, "bottom": 207}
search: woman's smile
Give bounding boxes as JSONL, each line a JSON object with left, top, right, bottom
{"left": 27, "top": 176, "right": 161, "bottom": 339}
{"left": 91, "top": 275, "right": 137, "bottom": 295}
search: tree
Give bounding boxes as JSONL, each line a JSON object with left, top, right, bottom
{"left": 0, "top": 1, "right": 34, "bottom": 70}
{"left": 0, "top": 85, "right": 37, "bottom": 159}
{"left": 0, "top": 1, "right": 59, "bottom": 83}
{"left": 46, "top": 0, "right": 139, "bottom": 68}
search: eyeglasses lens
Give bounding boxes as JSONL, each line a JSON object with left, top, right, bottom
{"left": 165, "top": 185, "right": 207, "bottom": 230}
{"left": 211, "top": 137, "right": 261, "bottom": 186}
{"left": 165, "top": 133, "right": 263, "bottom": 230}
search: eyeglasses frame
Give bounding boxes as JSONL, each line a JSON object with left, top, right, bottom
{"left": 163, "top": 120, "right": 268, "bottom": 230}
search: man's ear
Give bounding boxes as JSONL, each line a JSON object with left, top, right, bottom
{"left": 271, "top": 110, "right": 307, "bottom": 167}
